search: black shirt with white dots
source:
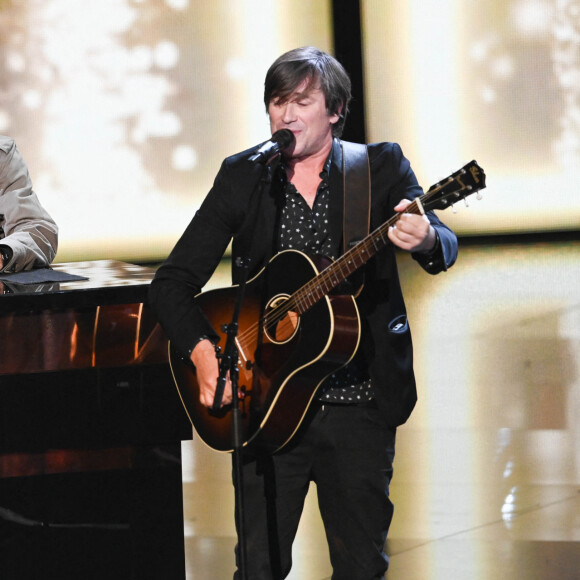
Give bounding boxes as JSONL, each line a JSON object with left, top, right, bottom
{"left": 276, "top": 156, "right": 374, "bottom": 404}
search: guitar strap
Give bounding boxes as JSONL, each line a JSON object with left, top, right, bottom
{"left": 341, "top": 140, "right": 370, "bottom": 297}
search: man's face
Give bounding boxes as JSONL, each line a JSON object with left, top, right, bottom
{"left": 267, "top": 79, "right": 339, "bottom": 161}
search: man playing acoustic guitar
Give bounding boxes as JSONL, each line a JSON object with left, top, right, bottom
{"left": 150, "top": 46, "right": 460, "bottom": 579}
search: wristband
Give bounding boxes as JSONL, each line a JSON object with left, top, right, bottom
{"left": 0, "top": 246, "right": 12, "bottom": 269}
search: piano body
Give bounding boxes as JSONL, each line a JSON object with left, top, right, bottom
{"left": 0, "top": 260, "right": 192, "bottom": 579}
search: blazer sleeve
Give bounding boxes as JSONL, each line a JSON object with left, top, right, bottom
{"left": 0, "top": 137, "right": 58, "bottom": 272}
{"left": 149, "top": 157, "right": 249, "bottom": 359}
{"left": 368, "top": 141, "right": 458, "bottom": 275}
{"left": 411, "top": 224, "right": 457, "bottom": 274}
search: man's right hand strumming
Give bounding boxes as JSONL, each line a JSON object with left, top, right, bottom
{"left": 191, "top": 339, "right": 233, "bottom": 408}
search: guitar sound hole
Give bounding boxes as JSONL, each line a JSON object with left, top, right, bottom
{"left": 265, "top": 296, "right": 299, "bottom": 344}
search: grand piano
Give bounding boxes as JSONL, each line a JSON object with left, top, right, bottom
{"left": 0, "top": 260, "right": 193, "bottom": 579}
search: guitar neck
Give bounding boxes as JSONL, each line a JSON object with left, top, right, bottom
{"left": 282, "top": 159, "right": 486, "bottom": 317}
{"left": 290, "top": 199, "right": 424, "bottom": 315}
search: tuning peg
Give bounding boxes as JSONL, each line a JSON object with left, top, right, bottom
{"left": 476, "top": 192, "right": 483, "bottom": 200}
{"left": 464, "top": 198, "right": 469, "bottom": 207}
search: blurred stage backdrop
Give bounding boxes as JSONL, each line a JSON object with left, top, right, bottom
{"left": 0, "top": 0, "right": 578, "bottom": 264}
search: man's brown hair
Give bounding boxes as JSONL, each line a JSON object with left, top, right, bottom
{"left": 264, "top": 46, "right": 352, "bottom": 138}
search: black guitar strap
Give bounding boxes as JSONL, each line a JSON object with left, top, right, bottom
{"left": 341, "top": 140, "right": 370, "bottom": 296}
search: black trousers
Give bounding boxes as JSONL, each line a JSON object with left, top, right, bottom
{"left": 234, "top": 402, "right": 396, "bottom": 580}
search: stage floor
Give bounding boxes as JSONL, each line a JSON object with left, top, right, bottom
{"left": 180, "top": 239, "right": 580, "bottom": 579}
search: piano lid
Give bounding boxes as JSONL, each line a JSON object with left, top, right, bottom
{"left": 0, "top": 260, "right": 169, "bottom": 374}
{"left": 0, "top": 260, "right": 157, "bottom": 313}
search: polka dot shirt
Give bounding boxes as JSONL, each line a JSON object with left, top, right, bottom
{"left": 276, "top": 159, "right": 374, "bottom": 404}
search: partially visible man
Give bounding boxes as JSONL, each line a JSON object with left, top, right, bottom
{"left": 0, "top": 135, "right": 58, "bottom": 272}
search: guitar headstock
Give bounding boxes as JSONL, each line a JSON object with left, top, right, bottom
{"left": 422, "top": 160, "right": 486, "bottom": 212}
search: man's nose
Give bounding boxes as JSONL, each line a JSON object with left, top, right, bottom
{"left": 281, "top": 103, "right": 297, "bottom": 122}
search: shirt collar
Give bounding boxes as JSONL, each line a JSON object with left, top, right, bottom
{"left": 277, "top": 145, "right": 334, "bottom": 183}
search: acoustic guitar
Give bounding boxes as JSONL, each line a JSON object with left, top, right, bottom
{"left": 169, "top": 160, "right": 486, "bottom": 452}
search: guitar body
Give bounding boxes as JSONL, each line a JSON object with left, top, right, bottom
{"left": 168, "top": 160, "right": 487, "bottom": 453}
{"left": 169, "top": 249, "right": 361, "bottom": 453}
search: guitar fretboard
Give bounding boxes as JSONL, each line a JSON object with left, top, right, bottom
{"left": 258, "top": 160, "right": 484, "bottom": 331}
{"left": 289, "top": 200, "right": 424, "bottom": 315}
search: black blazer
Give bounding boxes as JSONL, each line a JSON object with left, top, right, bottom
{"left": 149, "top": 138, "right": 458, "bottom": 427}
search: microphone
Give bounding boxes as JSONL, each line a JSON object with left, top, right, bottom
{"left": 248, "top": 129, "right": 295, "bottom": 164}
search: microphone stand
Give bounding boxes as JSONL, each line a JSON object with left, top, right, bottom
{"left": 212, "top": 158, "right": 277, "bottom": 580}
{"left": 213, "top": 255, "right": 250, "bottom": 580}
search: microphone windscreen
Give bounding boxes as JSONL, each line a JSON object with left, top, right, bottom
{"left": 272, "top": 129, "right": 295, "bottom": 149}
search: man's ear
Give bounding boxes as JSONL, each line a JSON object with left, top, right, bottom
{"left": 330, "top": 103, "right": 343, "bottom": 125}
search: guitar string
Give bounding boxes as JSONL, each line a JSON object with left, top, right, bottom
{"left": 234, "top": 200, "right": 421, "bottom": 353}
{"left": 234, "top": 178, "right": 458, "bottom": 352}
{"left": 279, "top": 170, "right": 474, "bottom": 318}
{"left": 234, "top": 171, "right": 470, "bottom": 355}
